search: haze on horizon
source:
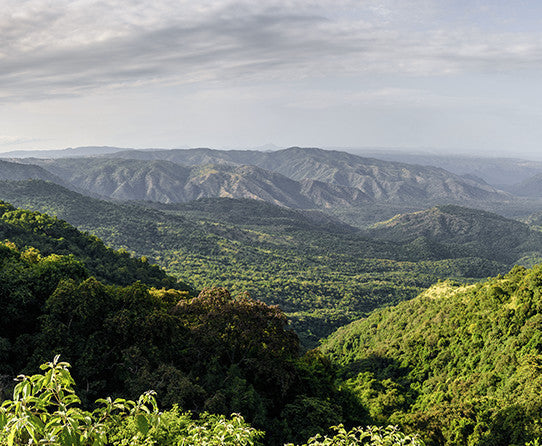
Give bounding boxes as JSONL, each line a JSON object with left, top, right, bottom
{"left": 2, "top": 1, "right": 542, "bottom": 159}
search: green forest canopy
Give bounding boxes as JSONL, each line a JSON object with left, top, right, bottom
{"left": 2, "top": 199, "right": 542, "bottom": 444}
{"left": 322, "top": 265, "right": 542, "bottom": 445}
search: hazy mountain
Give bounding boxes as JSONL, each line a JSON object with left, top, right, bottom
{"left": 6, "top": 147, "right": 515, "bottom": 212}
{"left": 0, "top": 159, "right": 64, "bottom": 183}
{"left": 367, "top": 204, "right": 542, "bottom": 264}
{"left": 345, "top": 149, "right": 542, "bottom": 189}
{"left": 19, "top": 158, "right": 372, "bottom": 207}
{"left": 102, "top": 146, "right": 509, "bottom": 203}
{"left": 30, "top": 158, "right": 195, "bottom": 203}
{"left": 0, "top": 146, "right": 129, "bottom": 158}
{"left": 6, "top": 145, "right": 542, "bottom": 192}
{"left": 508, "top": 173, "right": 542, "bottom": 197}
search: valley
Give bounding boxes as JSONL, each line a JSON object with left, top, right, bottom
{"left": 2, "top": 146, "right": 542, "bottom": 445}
{"left": 0, "top": 176, "right": 528, "bottom": 346}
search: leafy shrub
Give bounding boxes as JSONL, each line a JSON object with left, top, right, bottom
{"left": 0, "top": 356, "right": 263, "bottom": 446}
{"left": 287, "top": 424, "right": 425, "bottom": 446}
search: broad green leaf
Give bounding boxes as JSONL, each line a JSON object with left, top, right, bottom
{"left": 135, "top": 413, "right": 150, "bottom": 436}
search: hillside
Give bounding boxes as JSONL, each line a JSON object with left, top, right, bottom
{"left": 0, "top": 199, "right": 181, "bottom": 289}
{"left": 0, "top": 180, "right": 510, "bottom": 345}
{"left": 0, "top": 202, "right": 373, "bottom": 445}
{"left": 367, "top": 205, "right": 542, "bottom": 265}
{"left": 0, "top": 159, "right": 64, "bottom": 183}
{"left": 509, "top": 173, "right": 542, "bottom": 197}
{"left": 321, "top": 264, "right": 542, "bottom": 445}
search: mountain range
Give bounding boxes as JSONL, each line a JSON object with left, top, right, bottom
{"left": 1, "top": 147, "right": 511, "bottom": 215}
{"left": 102, "top": 146, "right": 509, "bottom": 201}
{"left": 0, "top": 146, "right": 129, "bottom": 158}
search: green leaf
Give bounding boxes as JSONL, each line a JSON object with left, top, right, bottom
{"left": 7, "top": 428, "right": 15, "bottom": 446}
{"left": 135, "top": 413, "right": 150, "bottom": 436}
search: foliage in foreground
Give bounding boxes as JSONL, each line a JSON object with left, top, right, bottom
{"left": 290, "top": 425, "right": 425, "bottom": 446}
{"left": 0, "top": 232, "right": 368, "bottom": 444}
{"left": 0, "top": 356, "right": 263, "bottom": 445}
{"left": 0, "top": 357, "right": 423, "bottom": 446}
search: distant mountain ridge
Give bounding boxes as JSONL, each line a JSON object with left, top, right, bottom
{"left": 346, "top": 149, "right": 542, "bottom": 189}
{"left": 508, "top": 173, "right": 542, "bottom": 197}
{"left": 13, "top": 158, "right": 372, "bottom": 208}
{"left": 103, "top": 146, "right": 508, "bottom": 202}
{"left": 1, "top": 147, "right": 512, "bottom": 211}
{"left": 0, "top": 146, "right": 129, "bottom": 158}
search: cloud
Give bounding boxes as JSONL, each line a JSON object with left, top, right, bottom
{"left": 0, "top": 135, "right": 44, "bottom": 146}
{"left": 2, "top": 0, "right": 542, "bottom": 101}
{"left": 283, "top": 85, "right": 505, "bottom": 110}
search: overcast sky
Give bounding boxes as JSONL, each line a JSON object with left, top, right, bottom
{"left": 2, "top": 0, "right": 542, "bottom": 157}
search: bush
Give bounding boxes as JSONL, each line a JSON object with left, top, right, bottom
{"left": 288, "top": 424, "right": 425, "bottom": 446}
{"left": 0, "top": 356, "right": 263, "bottom": 445}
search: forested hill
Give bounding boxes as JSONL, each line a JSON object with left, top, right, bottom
{"left": 367, "top": 204, "right": 542, "bottom": 265}
{"left": 321, "top": 264, "right": 542, "bottom": 445}
{"left": 0, "top": 159, "right": 63, "bottom": 183}
{"left": 0, "top": 200, "right": 182, "bottom": 289}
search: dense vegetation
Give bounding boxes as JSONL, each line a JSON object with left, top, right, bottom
{"left": 0, "top": 201, "right": 183, "bottom": 289}
{"left": 3, "top": 191, "right": 542, "bottom": 444}
{"left": 322, "top": 264, "right": 542, "bottom": 445}
{"left": 0, "top": 206, "right": 371, "bottom": 444}
{"left": 5, "top": 148, "right": 542, "bottom": 445}
{"left": 367, "top": 205, "right": 542, "bottom": 266}
{"left": 1, "top": 357, "right": 426, "bottom": 445}
{"left": 0, "top": 180, "right": 512, "bottom": 345}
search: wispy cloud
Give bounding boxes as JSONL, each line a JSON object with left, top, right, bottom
{"left": 2, "top": 0, "right": 542, "bottom": 101}
{"left": 0, "top": 135, "right": 44, "bottom": 146}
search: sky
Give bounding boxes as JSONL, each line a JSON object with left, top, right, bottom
{"left": 2, "top": 0, "right": 542, "bottom": 157}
